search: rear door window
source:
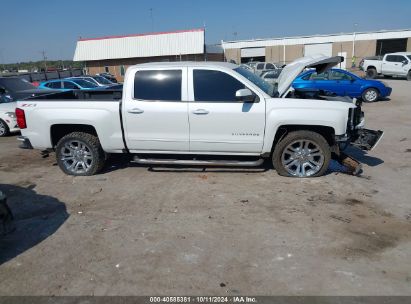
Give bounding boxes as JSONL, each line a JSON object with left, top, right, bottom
{"left": 49, "top": 81, "right": 62, "bottom": 89}
{"left": 63, "top": 81, "right": 79, "bottom": 89}
{"left": 193, "top": 69, "right": 246, "bottom": 102}
{"left": 256, "top": 63, "right": 265, "bottom": 70}
{"left": 307, "top": 71, "right": 329, "bottom": 80}
{"left": 266, "top": 63, "right": 275, "bottom": 69}
{"left": 134, "top": 70, "right": 182, "bottom": 101}
{"left": 330, "top": 70, "right": 353, "bottom": 81}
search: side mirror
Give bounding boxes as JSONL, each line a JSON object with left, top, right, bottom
{"left": 402, "top": 60, "right": 408, "bottom": 65}
{"left": 235, "top": 88, "right": 255, "bottom": 102}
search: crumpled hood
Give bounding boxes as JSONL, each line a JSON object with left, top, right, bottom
{"left": 277, "top": 55, "right": 344, "bottom": 97}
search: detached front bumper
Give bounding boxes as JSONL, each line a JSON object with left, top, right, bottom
{"left": 17, "top": 136, "right": 33, "bottom": 149}
{"left": 351, "top": 129, "right": 384, "bottom": 151}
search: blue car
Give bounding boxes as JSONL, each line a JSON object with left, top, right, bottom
{"left": 38, "top": 79, "right": 101, "bottom": 91}
{"left": 292, "top": 68, "right": 392, "bottom": 102}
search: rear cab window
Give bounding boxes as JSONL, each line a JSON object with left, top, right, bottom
{"left": 134, "top": 70, "right": 182, "bottom": 101}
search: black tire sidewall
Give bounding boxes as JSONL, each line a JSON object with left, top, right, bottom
{"left": 0, "top": 119, "right": 10, "bottom": 137}
{"left": 272, "top": 130, "right": 331, "bottom": 178}
{"left": 362, "top": 88, "right": 379, "bottom": 102}
{"left": 407, "top": 71, "right": 411, "bottom": 81}
{"left": 366, "top": 69, "right": 377, "bottom": 79}
{"left": 55, "top": 132, "right": 105, "bottom": 176}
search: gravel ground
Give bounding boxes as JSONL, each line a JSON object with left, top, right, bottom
{"left": 0, "top": 79, "right": 410, "bottom": 295}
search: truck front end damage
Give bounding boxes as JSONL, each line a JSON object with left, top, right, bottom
{"left": 335, "top": 100, "right": 384, "bottom": 175}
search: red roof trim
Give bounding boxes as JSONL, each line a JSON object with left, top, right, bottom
{"left": 78, "top": 28, "right": 204, "bottom": 42}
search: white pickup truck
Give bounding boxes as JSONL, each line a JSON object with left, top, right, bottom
{"left": 16, "top": 55, "right": 383, "bottom": 178}
{"left": 362, "top": 52, "right": 411, "bottom": 80}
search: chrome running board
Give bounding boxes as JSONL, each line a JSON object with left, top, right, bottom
{"left": 131, "top": 156, "right": 264, "bottom": 167}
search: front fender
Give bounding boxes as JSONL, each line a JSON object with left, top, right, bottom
{"left": 262, "top": 99, "right": 355, "bottom": 153}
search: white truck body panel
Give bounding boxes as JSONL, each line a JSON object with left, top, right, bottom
{"left": 363, "top": 52, "right": 411, "bottom": 77}
{"left": 18, "top": 58, "right": 356, "bottom": 156}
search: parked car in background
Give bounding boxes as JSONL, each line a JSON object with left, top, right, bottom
{"left": 97, "top": 73, "right": 118, "bottom": 83}
{"left": 293, "top": 68, "right": 392, "bottom": 102}
{"left": 0, "top": 77, "right": 59, "bottom": 102}
{"left": 260, "top": 69, "right": 283, "bottom": 85}
{"left": 254, "top": 62, "right": 282, "bottom": 76}
{"left": 70, "top": 76, "right": 115, "bottom": 87}
{"left": 0, "top": 102, "right": 18, "bottom": 137}
{"left": 17, "top": 56, "right": 382, "bottom": 178}
{"left": 39, "top": 79, "right": 101, "bottom": 91}
{"left": 362, "top": 52, "right": 411, "bottom": 80}
{"left": 359, "top": 56, "right": 382, "bottom": 71}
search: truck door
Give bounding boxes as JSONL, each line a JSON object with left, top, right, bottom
{"left": 383, "top": 55, "right": 404, "bottom": 75}
{"left": 122, "top": 68, "right": 189, "bottom": 152}
{"left": 187, "top": 68, "right": 266, "bottom": 153}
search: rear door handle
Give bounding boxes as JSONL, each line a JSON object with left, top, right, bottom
{"left": 192, "top": 109, "right": 209, "bottom": 115}
{"left": 128, "top": 108, "right": 144, "bottom": 114}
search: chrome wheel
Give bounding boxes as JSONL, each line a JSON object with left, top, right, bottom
{"left": 60, "top": 140, "right": 94, "bottom": 174}
{"left": 281, "top": 140, "right": 325, "bottom": 177}
{"left": 364, "top": 89, "right": 378, "bottom": 102}
{"left": 0, "top": 121, "right": 6, "bottom": 136}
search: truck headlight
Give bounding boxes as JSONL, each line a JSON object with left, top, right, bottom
{"left": 5, "top": 112, "right": 16, "bottom": 118}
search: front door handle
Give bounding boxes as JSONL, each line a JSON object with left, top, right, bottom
{"left": 192, "top": 109, "right": 210, "bottom": 115}
{"left": 128, "top": 108, "right": 144, "bottom": 114}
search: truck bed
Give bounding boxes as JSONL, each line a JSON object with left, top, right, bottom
{"left": 27, "top": 89, "right": 122, "bottom": 101}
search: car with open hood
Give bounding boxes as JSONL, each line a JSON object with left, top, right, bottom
{"left": 15, "top": 55, "right": 382, "bottom": 177}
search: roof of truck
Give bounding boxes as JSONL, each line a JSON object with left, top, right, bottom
{"left": 391, "top": 52, "right": 411, "bottom": 55}
{"left": 133, "top": 61, "right": 238, "bottom": 69}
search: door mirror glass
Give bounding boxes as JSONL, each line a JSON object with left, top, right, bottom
{"left": 235, "top": 89, "right": 255, "bottom": 102}
{"left": 402, "top": 60, "right": 408, "bottom": 65}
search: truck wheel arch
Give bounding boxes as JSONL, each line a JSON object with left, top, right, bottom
{"left": 271, "top": 125, "right": 336, "bottom": 153}
{"left": 50, "top": 124, "right": 98, "bottom": 148}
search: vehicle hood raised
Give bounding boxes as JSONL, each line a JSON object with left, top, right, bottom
{"left": 277, "top": 55, "right": 344, "bottom": 97}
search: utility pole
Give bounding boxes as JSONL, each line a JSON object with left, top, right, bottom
{"left": 40, "top": 50, "right": 47, "bottom": 71}
{"left": 352, "top": 23, "right": 358, "bottom": 68}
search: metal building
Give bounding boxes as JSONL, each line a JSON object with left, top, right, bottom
{"left": 73, "top": 28, "right": 223, "bottom": 81}
{"left": 222, "top": 29, "right": 411, "bottom": 69}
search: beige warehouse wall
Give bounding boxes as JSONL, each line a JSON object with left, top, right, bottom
{"left": 333, "top": 40, "right": 377, "bottom": 67}
{"left": 224, "top": 48, "right": 241, "bottom": 64}
{"left": 407, "top": 38, "right": 411, "bottom": 51}
{"left": 265, "top": 46, "right": 282, "bottom": 63}
{"left": 285, "top": 44, "right": 304, "bottom": 64}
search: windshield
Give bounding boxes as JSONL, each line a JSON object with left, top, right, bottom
{"left": 0, "top": 78, "right": 36, "bottom": 91}
{"left": 407, "top": 55, "right": 411, "bottom": 61}
{"left": 234, "top": 67, "right": 277, "bottom": 97}
{"left": 72, "top": 79, "right": 99, "bottom": 88}
{"left": 94, "top": 76, "right": 113, "bottom": 85}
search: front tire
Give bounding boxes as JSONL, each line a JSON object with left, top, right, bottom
{"left": 0, "top": 119, "right": 10, "bottom": 137}
{"left": 407, "top": 71, "right": 411, "bottom": 81}
{"left": 272, "top": 131, "right": 331, "bottom": 178}
{"left": 362, "top": 88, "right": 379, "bottom": 102}
{"left": 56, "top": 132, "right": 106, "bottom": 176}
{"left": 366, "top": 68, "right": 377, "bottom": 79}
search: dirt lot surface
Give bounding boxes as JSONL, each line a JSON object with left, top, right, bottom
{"left": 1, "top": 79, "right": 411, "bottom": 296}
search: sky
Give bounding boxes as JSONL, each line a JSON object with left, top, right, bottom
{"left": 1, "top": 0, "right": 410, "bottom": 63}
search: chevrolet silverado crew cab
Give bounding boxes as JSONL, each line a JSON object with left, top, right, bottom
{"left": 16, "top": 55, "right": 383, "bottom": 178}
{"left": 362, "top": 52, "right": 411, "bottom": 80}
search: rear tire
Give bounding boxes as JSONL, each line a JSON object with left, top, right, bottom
{"left": 362, "top": 88, "right": 380, "bottom": 102}
{"left": 0, "top": 119, "right": 10, "bottom": 137}
{"left": 366, "top": 68, "right": 377, "bottom": 79}
{"left": 56, "top": 132, "right": 106, "bottom": 176}
{"left": 272, "top": 130, "right": 331, "bottom": 178}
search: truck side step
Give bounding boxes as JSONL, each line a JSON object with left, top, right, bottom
{"left": 131, "top": 156, "right": 264, "bottom": 167}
